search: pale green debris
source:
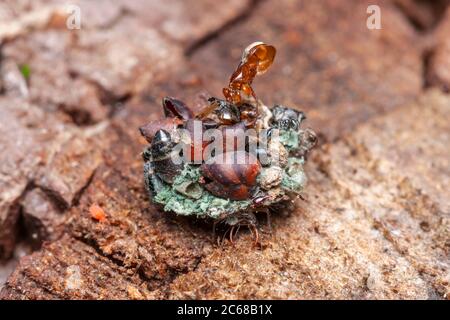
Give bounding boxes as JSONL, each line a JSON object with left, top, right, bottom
{"left": 173, "top": 164, "right": 201, "bottom": 184}
{"left": 172, "top": 165, "right": 203, "bottom": 199}
{"left": 153, "top": 165, "right": 251, "bottom": 219}
{"left": 281, "top": 158, "right": 307, "bottom": 192}
{"left": 279, "top": 129, "right": 299, "bottom": 150}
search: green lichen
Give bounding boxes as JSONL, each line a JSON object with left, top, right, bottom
{"left": 173, "top": 164, "right": 201, "bottom": 184}
{"left": 172, "top": 165, "right": 203, "bottom": 199}
{"left": 153, "top": 164, "right": 251, "bottom": 219}
{"left": 279, "top": 129, "right": 299, "bottom": 150}
{"left": 281, "top": 158, "right": 307, "bottom": 192}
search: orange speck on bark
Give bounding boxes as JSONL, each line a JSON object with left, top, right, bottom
{"left": 89, "top": 204, "right": 106, "bottom": 222}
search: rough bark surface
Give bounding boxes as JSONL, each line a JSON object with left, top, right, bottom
{"left": 0, "top": 0, "right": 449, "bottom": 299}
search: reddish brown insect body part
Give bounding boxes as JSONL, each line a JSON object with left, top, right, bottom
{"left": 200, "top": 151, "right": 261, "bottom": 200}
{"left": 162, "top": 97, "right": 194, "bottom": 120}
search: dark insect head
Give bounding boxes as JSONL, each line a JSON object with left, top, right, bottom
{"left": 271, "top": 105, "right": 305, "bottom": 130}
{"left": 208, "top": 97, "right": 241, "bottom": 125}
{"left": 151, "top": 129, "right": 174, "bottom": 159}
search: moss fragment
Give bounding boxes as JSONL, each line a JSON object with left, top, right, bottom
{"left": 153, "top": 164, "right": 251, "bottom": 219}
{"left": 19, "top": 64, "right": 31, "bottom": 80}
{"left": 279, "top": 129, "right": 299, "bottom": 150}
{"left": 281, "top": 158, "right": 307, "bottom": 192}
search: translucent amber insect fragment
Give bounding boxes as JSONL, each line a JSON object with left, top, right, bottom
{"left": 223, "top": 42, "right": 276, "bottom": 104}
